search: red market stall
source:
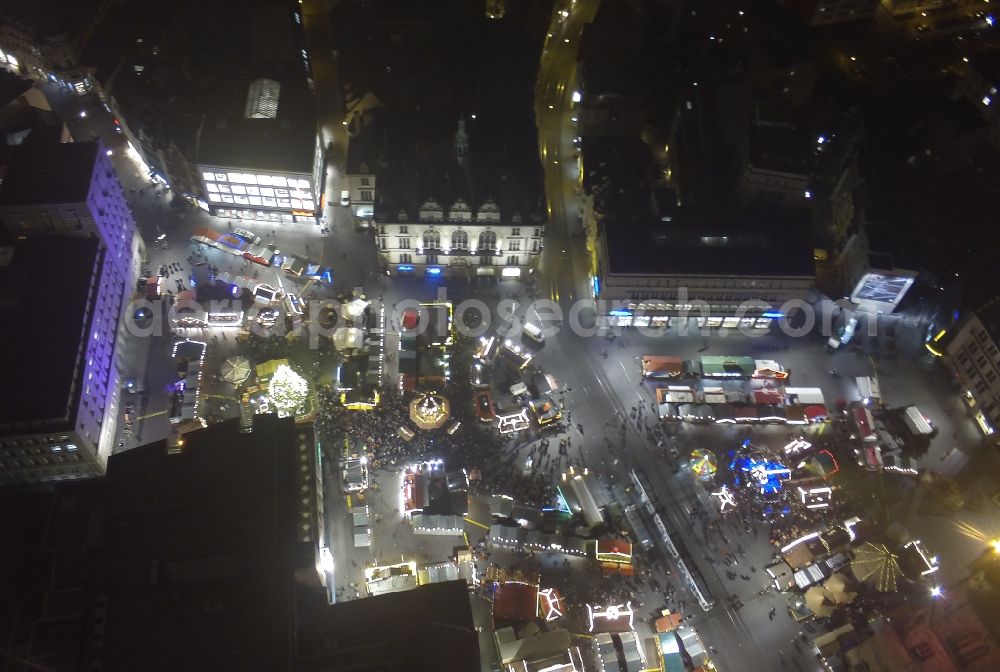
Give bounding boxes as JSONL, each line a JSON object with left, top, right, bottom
{"left": 806, "top": 405, "right": 830, "bottom": 424}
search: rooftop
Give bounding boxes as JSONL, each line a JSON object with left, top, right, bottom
{"left": 196, "top": 67, "right": 317, "bottom": 174}
{"left": 81, "top": 0, "right": 315, "bottom": 175}
{"left": 335, "top": 0, "right": 546, "bottom": 224}
{"left": 577, "top": 0, "right": 652, "bottom": 96}
{"left": 295, "top": 580, "right": 479, "bottom": 672}
{"left": 602, "top": 205, "right": 815, "bottom": 278}
{"left": 95, "top": 416, "right": 314, "bottom": 671}
{"left": 346, "top": 109, "right": 386, "bottom": 175}
{"left": 0, "top": 235, "right": 100, "bottom": 430}
{"left": 0, "top": 142, "right": 99, "bottom": 206}
{"left": 747, "top": 112, "right": 814, "bottom": 176}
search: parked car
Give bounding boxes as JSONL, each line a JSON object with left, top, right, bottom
{"left": 233, "top": 227, "right": 261, "bottom": 244}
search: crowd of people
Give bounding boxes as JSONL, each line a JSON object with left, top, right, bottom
{"left": 315, "top": 383, "right": 557, "bottom": 508}
{"left": 719, "top": 442, "right": 853, "bottom": 551}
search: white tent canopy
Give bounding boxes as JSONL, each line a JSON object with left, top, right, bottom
{"left": 220, "top": 356, "right": 251, "bottom": 384}
{"left": 341, "top": 298, "right": 370, "bottom": 321}
{"left": 903, "top": 406, "right": 933, "bottom": 435}
{"left": 332, "top": 327, "right": 364, "bottom": 351}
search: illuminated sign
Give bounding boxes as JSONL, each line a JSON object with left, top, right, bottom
{"left": 586, "top": 602, "right": 635, "bottom": 633}
{"left": 798, "top": 486, "right": 833, "bottom": 510}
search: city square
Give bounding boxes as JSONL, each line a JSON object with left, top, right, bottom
{"left": 3, "top": 1, "right": 1000, "bottom": 672}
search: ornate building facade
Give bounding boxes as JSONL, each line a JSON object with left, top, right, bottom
{"left": 376, "top": 197, "right": 543, "bottom": 279}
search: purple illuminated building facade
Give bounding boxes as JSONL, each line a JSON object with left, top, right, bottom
{"left": 0, "top": 142, "right": 141, "bottom": 485}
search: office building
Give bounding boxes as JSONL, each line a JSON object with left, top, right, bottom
{"left": 0, "top": 142, "right": 141, "bottom": 485}
{"left": 0, "top": 236, "right": 119, "bottom": 484}
{"left": 944, "top": 298, "right": 1000, "bottom": 439}
{"left": 581, "top": 136, "right": 814, "bottom": 326}
{"left": 79, "top": 1, "right": 321, "bottom": 215}
{"left": 0, "top": 142, "right": 140, "bottom": 282}
{"left": 197, "top": 71, "right": 322, "bottom": 223}
{"left": 592, "top": 204, "right": 816, "bottom": 326}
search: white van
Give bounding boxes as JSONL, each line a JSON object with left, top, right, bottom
{"left": 523, "top": 322, "right": 544, "bottom": 343}
{"left": 340, "top": 190, "right": 350, "bottom": 207}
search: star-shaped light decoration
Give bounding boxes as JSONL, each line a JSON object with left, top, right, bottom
{"left": 711, "top": 486, "right": 737, "bottom": 513}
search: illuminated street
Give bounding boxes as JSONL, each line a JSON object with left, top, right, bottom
{"left": 3, "top": 1, "right": 1000, "bottom": 672}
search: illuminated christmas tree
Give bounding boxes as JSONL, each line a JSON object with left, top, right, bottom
{"left": 269, "top": 364, "right": 308, "bottom": 415}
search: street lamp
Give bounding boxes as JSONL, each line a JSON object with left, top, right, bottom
{"left": 991, "top": 538, "right": 1000, "bottom": 554}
